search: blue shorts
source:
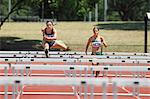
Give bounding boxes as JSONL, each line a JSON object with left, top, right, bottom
{"left": 46, "top": 41, "right": 55, "bottom": 48}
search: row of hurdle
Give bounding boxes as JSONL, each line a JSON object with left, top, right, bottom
{"left": 0, "top": 51, "right": 150, "bottom": 99}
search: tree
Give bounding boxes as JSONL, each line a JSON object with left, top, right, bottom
{"left": 77, "top": 0, "right": 102, "bottom": 21}
{"left": 0, "top": 0, "right": 25, "bottom": 29}
{"left": 0, "top": 0, "right": 149, "bottom": 22}
{"left": 0, "top": 0, "right": 41, "bottom": 29}
{"left": 54, "top": 0, "right": 80, "bottom": 20}
{"left": 108, "top": 0, "right": 149, "bottom": 21}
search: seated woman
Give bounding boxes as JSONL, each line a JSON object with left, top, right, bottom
{"left": 85, "top": 27, "right": 107, "bottom": 55}
{"left": 85, "top": 27, "right": 108, "bottom": 77}
{"left": 41, "top": 21, "right": 69, "bottom": 57}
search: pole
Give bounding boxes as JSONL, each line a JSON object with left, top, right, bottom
{"left": 89, "top": 11, "right": 92, "bottom": 22}
{"left": 0, "top": 0, "right": 2, "bottom": 22}
{"left": 84, "top": 14, "right": 86, "bottom": 22}
{"left": 8, "top": 0, "right": 11, "bottom": 22}
{"left": 42, "top": 1, "right": 44, "bottom": 22}
{"left": 51, "top": 11, "right": 54, "bottom": 21}
{"left": 95, "top": 3, "right": 98, "bottom": 22}
{"left": 144, "top": 15, "right": 148, "bottom": 53}
{"left": 104, "top": 0, "right": 108, "bottom": 21}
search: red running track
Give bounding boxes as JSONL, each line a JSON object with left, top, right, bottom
{"left": 0, "top": 85, "right": 150, "bottom": 99}
{"left": 0, "top": 61, "right": 150, "bottom": 99}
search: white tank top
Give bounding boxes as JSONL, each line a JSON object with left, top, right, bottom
{"left": 91, "top": 37, "right": 102, "bottom": 48}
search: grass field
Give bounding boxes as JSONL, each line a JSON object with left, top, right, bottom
{"left": 0, "top": 22, "right": 150, "bottom": 52}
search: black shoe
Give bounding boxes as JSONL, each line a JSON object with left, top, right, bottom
{"left": 45, "top": 49, "right": 49, "bottom": 58}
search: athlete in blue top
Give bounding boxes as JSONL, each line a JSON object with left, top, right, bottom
{"left": 85, "top": 27, "right": 107, "bottom": 55}
{"left": 41, "top": 21, "right": 69, "bottom": 57}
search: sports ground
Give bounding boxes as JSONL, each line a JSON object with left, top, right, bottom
{"left": 0, "top": 22, "right": 150, "bottom": 99}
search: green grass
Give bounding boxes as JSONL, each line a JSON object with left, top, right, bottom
{"left": 0, "top": 22, "right": 150, "bottom": 52}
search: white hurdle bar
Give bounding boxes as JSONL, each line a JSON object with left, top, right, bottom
{"left": 112, "top": 78, "right": 150, "bottom": 87}
{"left": 0, "top": 54, "right": 150, "bottom": 60}
{"left": 0, "top": 77, "right": 150, "bottom": 99}
{"left": 9, "top": 64, "right": 150, "bottom": 77}
{"left": 1, "top": 64, "right": 149, "bottom": 77}
{"left": 0, "top": 58, "right": 149, "bottom": 64}
{"left": 0, "top": 51, "right": 150, "bottom": 56}
{"left": 0, "top": 77, "right": 109, "bottom": 99}
{"left": 0, "top": 76, "right": 107, "bottom": 86}
{"left": 11, "top": 64, "right": 150, "bottom": 72}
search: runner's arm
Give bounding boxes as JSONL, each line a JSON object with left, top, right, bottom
{"left": 101, "top": 36, "right": 107, "bottom": 47}
{"left": 44, "top": 28, "right": 57, "bottom": 40}
{"left": 85, "top": 38, "right": 91, "bottom": 55}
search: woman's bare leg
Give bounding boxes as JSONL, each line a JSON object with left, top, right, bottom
{"left": 51, "top": 41, "right": 68, "bottom": 51}
{"left": 92, "top": 47, "right": 100, "bottom": 76}
{"left": 44, "top": 43, "right": 49, "bottom": 57}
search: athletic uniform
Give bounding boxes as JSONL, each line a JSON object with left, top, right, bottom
{"left": 91, "top": 36, "right": 103, "bottom": 55}
{"left": 91, "top": 36, "right": 102, "bottom": 48}
{"left": 44, "top": 28, "right": 56, "bottom": 48}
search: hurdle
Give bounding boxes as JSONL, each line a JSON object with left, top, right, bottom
{"left": 7, "top": 64, "right": 150, "bottom": 77}
{"left": 0, "top": 57, "right": 149, "bottom": 64}
{"left": 10, "top": 64, "right": 150, "bottom": 71}
{"left": 0, "top": 51, "right": 150, "bottom": 56}
{"left": 111, "top": 78, "right": 150, "bottom": 98}
{"left": 0, "top": 54, "right": 150, "bottom": 60}
{"left": 1, "top": 64, "right": 150, "bottom": 77}
{"left": 0, "top": 64, "right": 9, "bottom": 76}
{"left": 0, "top": 77, "right": 150, "bottom": 99}
{"left": 0, "top": 77, "right": 109, "bottom": 99}
{"left": 0, "top": 76, "right": 107, "bottom": 85}
{"left": 0, "top": 64, "right": 9, "bottom": 69}
{"left": 0, "top": 52, "right": 149, "bottom": 99}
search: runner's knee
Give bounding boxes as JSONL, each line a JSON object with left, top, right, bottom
{"left": 44, "top": 43, "right": 49, "bottom": 49}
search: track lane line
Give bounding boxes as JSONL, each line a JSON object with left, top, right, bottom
{"left": 16, "top": 85, "right": 26, "bottom": 99}
{"left": 121, "top": 86, "right": 140, "bottom": 99}
{"left": 72, "top": 86, "right": 81, "bottom": 99}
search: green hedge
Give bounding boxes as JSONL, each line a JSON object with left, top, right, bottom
{"left": 11, "top": 16, "right": 40, "bottom": 22}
